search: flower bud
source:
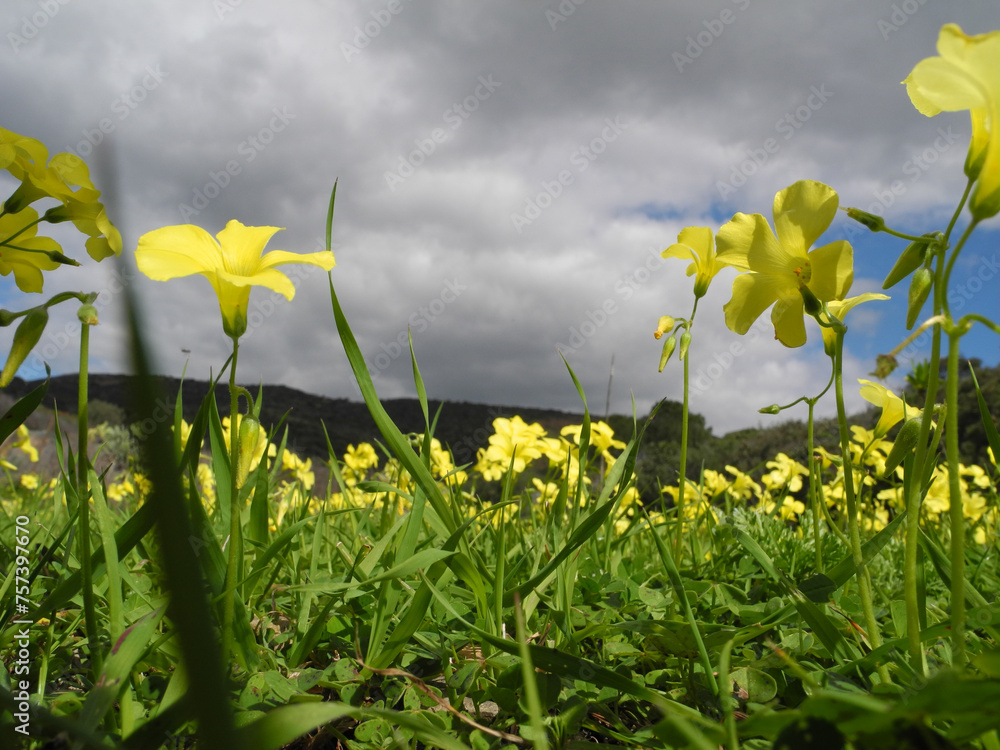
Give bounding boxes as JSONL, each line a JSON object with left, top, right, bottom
{"left": 0, "top": 309, "right": 18, "bottom": 327}
{"left": 1, "top": 308, "right": 48, "bottom": 387}
{"left": 658, "top": 335, "right": 677, "bottom": 372}
{"left": 654, "top": 316, "right": 675, "bottom": 340}
{"left": 845, "top": 208, "right": 885, "bottom": 232}
{"left": 235, "top": 414, "right": 261, "bottom": 488}
{"left": 42, "top": 205, "right": 74, "bottom": 223}
{"left": 759, "top": 404, "right": 781, "bottom": 415}
{"left": 799, "top": 285, "right": 824, "bottom": 318}
{"left": 870, "top": 354, "right": 898, "bottom": 379}
{"left": 881, "top": 417, "right": 922, "bottom": 478}
{"left": 883, "top": 234, "right": 936, "bottom": 290}
{"left": 77, "top": 304, "right": 99, "bottom": 326}
{"left": 678, "top": 331, "right": 691, "bottom": 361}
{"left": 906, "top": 267, "right": 932, "bottom": 330}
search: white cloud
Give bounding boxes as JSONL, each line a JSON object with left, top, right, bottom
{"left": 1, "top": 0, "right": 996, "bottom": 435}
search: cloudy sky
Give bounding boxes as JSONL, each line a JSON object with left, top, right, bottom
{"left": 2, "top": 1, "right": 997, "bottom": 436}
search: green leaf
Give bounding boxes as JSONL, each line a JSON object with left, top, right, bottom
{"left": 0, "top": 366, "right": 48, "bottom": 444}
{"left": 729, "top": 667, "right": 777, "bottom": 703}
{"left": 76, "top": 608, "right": 165, "bottom": 734}
{"left": 290, "top": 548, "right": 455, "bottom": 593}
{"left": 231, "top": 702, "right": 472, "bottom": 750}
{"left": 968, "top": 363, "right": 1000, "bottom": 465}
{"left": 731, "top": 525, "right": 856, "bottom": 663}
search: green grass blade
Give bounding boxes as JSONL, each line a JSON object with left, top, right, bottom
{"left": 32, "top": 502, "right": 155, "bottom": 621}
{"left": 0, "top": 366, "right": 48, "bottom": 444}
{"left": 515, "top": 593, "right": 550, "bottom": 750}
{"left": 123, "top": 270, "right": 237, "bottom": 748}
{"left": 290, "top": 548, "right": 455, "bottom": 594}
{"left": 645, "top": 506, "right": 719, "bottom": 696}
{"left": 328, "top": 278, "right": 456, "bottom": 534}
{"left": 731, "top": 525, "right": 856, "bottom": 663}
{"left": 88, "top": 468, "right": 123, "bottom": 645}
{"left": 968, "top": 363, "right": 1000, "bottom": 463}
{"left": 231, "top": 702, "right": 472, "bottom": 750}
{"left": 74, "top": 607, "right": 165, "bottom": 736}
{"left": 798, "top": 508, "right": 908, "bottom": 601}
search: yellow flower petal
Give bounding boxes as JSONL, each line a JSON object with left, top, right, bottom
{"left": 724, "top": 272, "right": 787, "bottom": 336}
{"left": 770, "top": 292, "right": 807, "bottom": 348}
{"left": 136, "top": 219, "right": 337, "bottom": 338}
{"left": 904, "top": 24, "right": 999, "bottom": 218}
{"left": 772, "top": 180, "right": 839, "bottom": 255}
{"left": 806, "top": 240, "right": 853, "bottom": 301}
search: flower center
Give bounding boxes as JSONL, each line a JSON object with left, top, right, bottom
{"left": 792, "top": 261, "right": 812, "bottom": 286}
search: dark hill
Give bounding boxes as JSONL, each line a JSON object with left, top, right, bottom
{"left": 3, "top": 373, "right": 587, "bottom": 467}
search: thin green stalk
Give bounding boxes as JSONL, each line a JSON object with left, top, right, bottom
{"left": 718, "top": 638, "right": 740, "bottom": 750}
{"left": 645, "top": 508, "right": 719, "bottom": 697}
{"left": 675, "top": 299, "right": 698, "bottom": 557}
{"left": 678, "top": 341, "right": 690, "bottom": 554}
{"left": 77, "top": 321, "right": 100, "bottom": 672}
{"left": 807, "top": 401, "right": 822, "bottom": 573}
{"left": 834, "top": 331, "right": 888, "bottom": 683}
{"left": 945, "top": 329, "right": 966, "bottom": 664}
{"left": 221, "top": 336, "right": 241, "bottom": 659}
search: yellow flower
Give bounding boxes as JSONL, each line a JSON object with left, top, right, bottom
{"left": 1, "top": 129, "right": 122, "bottom": 263}
{"left": 724, "top": 465, "right": 762, "bottom": 501}
{"left": 762, "top": 453, "right": 809, "bottom": 493}
{"left": 13, "top": 425, "right": 39, "bottom": 462}
{"left": 0, "top": 207, "right": 64, "bottom": 292}
{"left": 857, "top": 379, "right": 922, "bottom": 439}
{"left": 281, "top": 451, "right": 315, "bottom": 490}
{"left": 904, "top": 24, "right": 1000, "bottom": 219}
{"left": 661, "top": 226, "right": 736, "bottom": 298}
{"left": 717, "top": 180, "right": 854, "bottom": 347}
{"left": 654, "top": 315, "right": 675, "bottom": 340}
{"left": 135, "top": 220, "right": 336, "bottom": 339}
{"left": 475, "top": 416, "right": 548, "bottom": 480}
{"left": 560, "top": 421, "right": 625, "bottom": 463}
{"left": 822, "top": 293, "right": 890, "bottom": 357}
{"left": 343, "top": 442, "right": 380, "bottom": 473}
{"left": 19, "top": 473, "right": 39, "bottom": 490}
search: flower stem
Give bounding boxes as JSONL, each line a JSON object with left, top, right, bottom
{"left": 945, "top": 329, "right": 966, "bottom": 665}
{"left": 834, "top": 331, "right": 888, "bottom": 683}
{"left": 77, "top": 321, "right": 101, "bottom": 672}
{"left": 221, "top": 336, "right": 241, "bottom": 660}
{"left": 677, "top": 337, "right": 690, "bottom": 555}
{"left": 807, "top": 401, "right": 823, "bottom": 573}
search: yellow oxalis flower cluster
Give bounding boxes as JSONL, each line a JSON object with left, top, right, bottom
{"left": 1, "top": 127, "right": 121, "bottom": 292}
